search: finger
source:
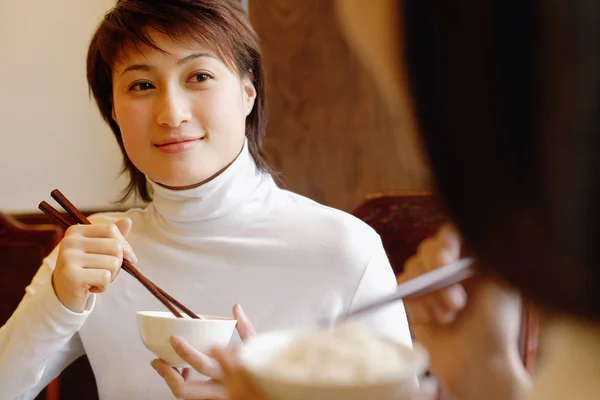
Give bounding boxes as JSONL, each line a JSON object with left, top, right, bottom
{"left": 418, "top": 274, "right": 465, "bottom": 322}
{"left": 170, "top": 336, "right": 224, "bottom": 380}
{"left": 76, "top": 236, "right": 138, "bottom": 265}
{"left": 74, "top": 237, "right": 123, "bottom": 256}
{"left": 66, "top": 223, "right": 127, "bottom": 240}
{"left": 113, "top": 219, "right": 138, "bottom": 263}
{"left": 65, "top": 223, "right": 139, "bottom": 263}
{"left": 58, "top": 239, "right": 136, "bottom": 273}
{"left": 84, "top": 268, "right": 112, "bottom": 293}
{"left": 418, "top": 239, "right": 456, "bottom": 271}
{"left": 400, "top": 258, "right": 436, "bottom": 324}
{"left": 211, "top": 347, "right": 238, "bottom": 375}
{"left": 114, "top": 218, "right": 133, "bottom": 237}
{"left": 426, "top": 293, "right": 457, "bottom": 325}
{"left": 151, "top": 360, "right": 227, "bottom": 400}
{"left": 441, "top": 284, "right": 467, "bottom": 311}
{"left": 212, "top": 348, "right": 264, "bottom": 400}
{"left": 182, "top": 367, "right": 192, "bottom": 381}
{"left": 398, "top": 256, "right": 424, "bottom": 282}
{"left": 419, "top": 283, "right": 466, "bottom": 325}
{"left": 417, "top": 239, "right": 468, "bottom": 315}
{"left": 80, "top": 253, "right": 122, "bottom": 281}
{"left": 233, "top": 304, "right": 256, "bottom": 341}
{"left": 405, "top": 300, "right": 433, "bottom": 325}
{"left": 436, "top": 224, "right": 461, "bottom": 258}
{"left": 122, "top": 241, "right": 138, "bottom": 264}
{"left": 401, "top": 253, "right": 466, "bottom": 324}
{"left": 81, "top": 226, "right": 138, "bottom": 265}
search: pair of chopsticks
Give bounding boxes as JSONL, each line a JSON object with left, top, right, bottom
{"left": 39, "top": 189, "right": 200, "bottom": 320}
{"left": 324, "top": 258, "right": 475, "bottom": 327}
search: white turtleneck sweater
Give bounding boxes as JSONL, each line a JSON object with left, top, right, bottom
{"left": 0, "top": 143, "right": 411, "bottom": 400}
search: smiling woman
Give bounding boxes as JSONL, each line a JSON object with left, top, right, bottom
{"left": 0, "top": 1, "right": 412, "bottom": 400}
{"left": 87, "top": 0, "right": 273, "bottom": 200}
{"left": 109, "top": 32, "right": 255, "bottom": 189}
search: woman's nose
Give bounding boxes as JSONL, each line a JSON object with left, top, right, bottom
{"left": 155, "top": 88, "right": 192, "bottom": 127}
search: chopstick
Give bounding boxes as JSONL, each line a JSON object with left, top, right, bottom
{"left": 39, "top": 190, "right": 200, "bottom": 320}
{"left": 324, "top": 258, "right": 475, "bottom": 327}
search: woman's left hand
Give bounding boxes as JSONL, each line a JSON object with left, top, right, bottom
{"left": 151, "top": 303, "right": 258, "bottom": 400}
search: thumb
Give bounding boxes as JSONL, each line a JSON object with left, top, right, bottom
{"left": 115, "top": 218, "right": 133, "bottom": 237}
{"left": 233, "top": 304, "right": 256, "bottom": 341}
{"left": 114, "top": 218, "right": 138, "bottom": 264}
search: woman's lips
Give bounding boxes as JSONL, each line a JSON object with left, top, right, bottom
{"left": 154, "top": 137, "right": 204, "bottom": 154}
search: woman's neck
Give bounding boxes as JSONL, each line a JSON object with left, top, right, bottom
{"left": 154, "top": 145, "right": 244, "bottom": 191}
{"left": 146, "top": 139, "right": 276, "bottom": 236}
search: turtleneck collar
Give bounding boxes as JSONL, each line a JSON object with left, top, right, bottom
{"left": 148, "top": 140, "right": 273, "bottom": 227}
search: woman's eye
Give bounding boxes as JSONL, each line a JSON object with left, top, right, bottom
{"left": 192, "top": 72, "right": 212, "bottom": 83}
{"left": 129, "top": 81, "right": 155, "bottom": 91}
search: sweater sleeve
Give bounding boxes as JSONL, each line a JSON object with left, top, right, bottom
{"left": 0, "top": 245, "right": 95, "bottom": 400}
{"left": 347, "top": 236, "right": 413, "bottom": 347}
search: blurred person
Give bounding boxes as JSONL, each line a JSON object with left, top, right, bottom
{"left": 209, "top": 1, "right": 600, "bottom": 399}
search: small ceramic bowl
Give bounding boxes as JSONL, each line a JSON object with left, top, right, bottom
{"left": 136, "top": 311, "right": 237, "bottom": 367}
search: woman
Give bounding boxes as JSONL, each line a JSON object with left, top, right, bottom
{"left": 0, "top": 1, "right": 411, "bottom": 399}
{"left": 205, "top": 1, "right": 600, "bottom": 399}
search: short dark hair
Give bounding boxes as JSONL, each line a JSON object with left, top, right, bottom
{"left": 404, "top": 1, "right": 600, "bottom": 320}
{"left": 87, "top": 0, "right": 272, "bottom": 202}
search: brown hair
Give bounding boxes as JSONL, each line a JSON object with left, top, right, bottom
{"left": 87, "top": 0, "right": 272, "bottom": 202}
{"left": 403, "top": 2, "right": 600, "bottom": 320}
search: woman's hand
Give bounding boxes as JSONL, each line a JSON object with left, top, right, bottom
{"left": 152, "top": 304, "right": 258, "bottom": 400}
{"left": 400, "top": 224, "right": 531, "bottom": 400}
{"left": 212, "top": 347, "right": 267, "bottom": 400}
{"left": 52, "top": 218, "right": 137, "bottom": 313}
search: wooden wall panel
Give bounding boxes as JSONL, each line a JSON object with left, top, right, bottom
{"left": 249, "top": 0, "right": 430, "bottom": 211}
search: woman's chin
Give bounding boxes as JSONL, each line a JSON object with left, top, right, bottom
{"left": 153, "top": 179, "right": 204, "bottom": 191}
{"left": 152, "top": 172, "right": 220, "bottom": 191}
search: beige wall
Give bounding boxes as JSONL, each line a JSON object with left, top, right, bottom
{"left": 0, "top": 0, "right": 134, "bottom": 213}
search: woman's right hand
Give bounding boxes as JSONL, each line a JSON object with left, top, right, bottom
{"left": 52, "top": 218, "right": 138, "bottom": 313}
{"left": 400, "top": 224, "right": 531, "bottom": 400}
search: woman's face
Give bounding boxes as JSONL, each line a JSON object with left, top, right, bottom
{"left": 111, "top": 30, "right": 256, "bottom": 189}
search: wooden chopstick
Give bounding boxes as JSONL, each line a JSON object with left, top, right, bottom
{"left": 39, "top": 192, "right": 200, "bottom": 319}
{"left": 50, "top": 190, "right": 88, "bottom": 226}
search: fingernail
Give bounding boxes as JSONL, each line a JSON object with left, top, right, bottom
{"left": 438, "top": 311, "right": 456, "bottom": 324}
{"left": 447, "top": 286, "right": 467, "bottom": 309}
{"left": 438, "top": 250, "right": 456, "bottom": 266}
{"left": 127, "top": 246, "right": 139, "bottom": 263}
{"left": 236, "top": 303, "right": 246, "bottom": 317}
{"left": 170, "top": 335, "right": 182, "bottom": 348}
{"left": 150, "top": 361, "right": 162, "bottom": 376}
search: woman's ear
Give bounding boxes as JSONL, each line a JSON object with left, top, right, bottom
{"left": 243, "top": 72, "right": 257, "bottom": 116}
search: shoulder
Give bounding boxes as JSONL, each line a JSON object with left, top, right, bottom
{"left": 275, "top": 190, "right": 383, "bottom": 263}
{"left": 278, "top": 190, "right": 377, "bottom": 234}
